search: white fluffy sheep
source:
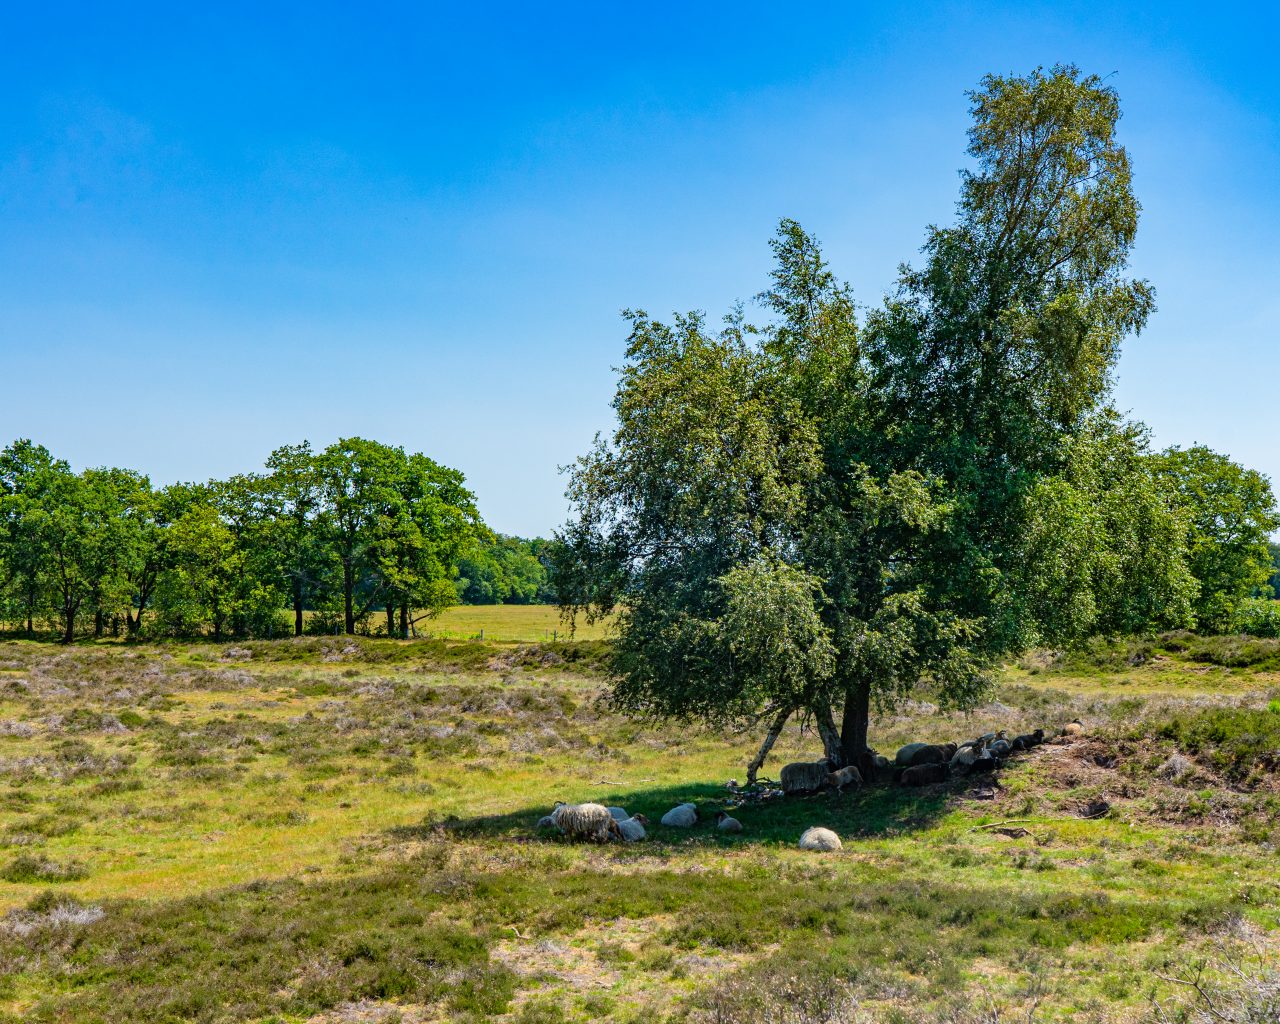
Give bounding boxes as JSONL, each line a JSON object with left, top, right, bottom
{"left": 551, "top": 802, "right": 621, "bottom": 842}
{"left": 607, "top": 806, "right": 629, "bottom": 821}
{"left": 716, "top": 811, "right": 743, "bottom": 833}
{"left": 660, "top": 802, "right": 699, "bottom": 827}
{"left": 798, "top": 826, "right": 842, "bottom": 852}
{"left": 615, "top": 813, "right": 649, "bottom": 842}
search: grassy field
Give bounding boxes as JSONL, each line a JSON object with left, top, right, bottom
{"left": 0, "top": 629, "right": 1277, "bottom": 1022}
{"left": 420, "top": 604, "right": 612, "bottom": 643}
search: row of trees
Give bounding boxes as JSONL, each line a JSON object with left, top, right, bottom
{"left": 555, "top": 66, "right": 1279, "bottom": 776}
{"left": 0, "top": 437, "right": 548, "bottom": 642}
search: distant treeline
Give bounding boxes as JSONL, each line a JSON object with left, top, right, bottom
{"left": 0, "top": 437, "right": 558, "bottom": 642}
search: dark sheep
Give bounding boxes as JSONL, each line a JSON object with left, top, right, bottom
{"left": 901, "top": 762, "right": 949, "bottom": 786}
{"left": 905, "top": 742, "right": 958, "bottom": 768}
{"left": 1011, "top": 729, "right": 1045, "bottom": 751}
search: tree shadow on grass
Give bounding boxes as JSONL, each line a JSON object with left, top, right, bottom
{"left": 388, "top": 775, "right": 973, "bottom": 850}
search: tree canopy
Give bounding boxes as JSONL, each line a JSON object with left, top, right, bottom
{"left": 557, "top": 66, "right": 1227, "bottom": 778}
{"left": 0, "top": 437, "right": 495, "bottom": 641}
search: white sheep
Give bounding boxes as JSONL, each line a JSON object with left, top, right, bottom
{"left": 614, "top": 813, "right": 649, "bottom": 842}
{"left": 536, "top": 814, "right": 558, "bottom": 830}
{"left": 660, "top": 802, "right": 699, "bottom": 828}
{"left": 607, "top": 806, "right": 629, "bottom": 821}
{"left": 798, "top": 826, "right": 842, "bottom": 852}
{"left": 716, "top": 811, "right": 743, "bottom": 833}
{"left": 550, "top": 802, "right": 621, "bottom": 842}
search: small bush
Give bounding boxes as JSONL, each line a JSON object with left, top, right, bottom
{"left": 1, "top": 854, "right": 89, "bottom": 883}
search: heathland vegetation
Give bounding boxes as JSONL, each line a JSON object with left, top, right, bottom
{"left": 2, "top": 65, "right": 1280, "bottom": 1022}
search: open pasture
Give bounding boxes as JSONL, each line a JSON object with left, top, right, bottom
{"left": 0, "top": 634, "right": 1277, "bottom": 1023}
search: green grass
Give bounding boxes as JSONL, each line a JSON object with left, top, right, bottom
{"left": 0, "top": 635, "right": 1276, "bottom": 1021}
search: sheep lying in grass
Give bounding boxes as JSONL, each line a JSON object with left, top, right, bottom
{"left": 614, "top": 813, "right": 649, "bottom": 842}
{"left": 550, "top": 802, "right": 622, "bottom": 842}
{"left": 660, "top": 802, "right": 699, "bottom": 827}
{"left": 607, "top": 806, "right": 629, "bottom": 821}
{"left": 536, "top": 814, "right": 557, "bottom": 830}
{"left": 901, "top": 762, "right": 949, "bottom": 786}
{"left": 902, "top": 742, "right": 957, "bottom": 768}
{"left": 1012, "top": 729, "right": 1045, "bottom": 750}
{"left": 780, "top": 760, "right": 832, "bottom": 795}
{"left": 798, "top": 826, "right": 842, "bottom": 851}
{"left": 716, "top": 811, "right": 743, "bottom": 833}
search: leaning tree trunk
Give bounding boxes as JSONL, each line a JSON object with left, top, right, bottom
{"left": 745, "top": 707, "right": 792, "bottom": 785}
{"left": 840, "top": 679, "right": 874, "bottom": 776}
{"left": 814, "top": 703, "right": 844, "bottom": 766}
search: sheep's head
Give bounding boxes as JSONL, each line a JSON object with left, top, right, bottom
{"left": 632, "top": 813, "right": 649, "bottom": 825}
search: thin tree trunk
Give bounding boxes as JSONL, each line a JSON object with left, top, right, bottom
{"left": 746, "top": 707, "right": 792, "bottom": 785}
{"left": 294, "top": 580, "right": 304, "bottom": 637}
{"left": 399, "top": 602, "right": 408, "bottom": 640}
{"left": 385, "top": 602, "right": 395, "bottom": 637}
{"left": 840, "top": 680, "right": 873, "bottom": 775}
{"left": 94, "top": 609, "right": 103, "bottom": 639}
{"left": 814, "top": 702, "right": 843, "bottom": 766}
{"left": 62, "top": 605, "right": 75, "bottom": 644}
{"left": 111, "top": 615, "right": 120, "bottom": 637}
{"left": 343, "top": 564, "right": 355, "bottom": 635}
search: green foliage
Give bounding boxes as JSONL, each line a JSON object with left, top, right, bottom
{"left": 1154, "top": 445, "right": 1279, "bottom": 632}
{"left": 1230, "top": 598, "right": 1280, "bottom": 639}
{"left": 558, "top": 66, "right": 1177, "bottom": 767}
{"left": 455, "top": 534, "right": 557, "bottom": 605}
{"left": 1019, "top": 413, "right": 1195, "bottom": 641}
{"left": 0, "top": 437, "right": 485, "bottom": 641}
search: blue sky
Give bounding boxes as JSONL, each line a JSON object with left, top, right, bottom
{"left": 1, "top": 2, "right": 1277, "bottom": 535}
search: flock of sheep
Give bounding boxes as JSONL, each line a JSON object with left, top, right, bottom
{"left": 538, "top": 721, "right": 1078, "bottom": 852}
{"left": 778, "top": 723, "right": 1069, "bottom": 795}
{"left": 536, "top": 801, "right": 743, "bottom": 844}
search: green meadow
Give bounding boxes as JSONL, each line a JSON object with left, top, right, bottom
{"left": 0, "top": 624, "right": 1277, "bottom": 1023}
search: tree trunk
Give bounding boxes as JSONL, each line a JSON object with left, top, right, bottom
{"left": 111, "top": 615, "right": 120, "bottom": 637}
{"left": 94, "top": 609, "right": 104, "bottom": 639}
{"left": 294, "top": 580, "right": 304, "bottom": 637}
{"left": 399, "top": 603, "right": 409, "bottom": 640}
{"left": 385, "top": 602, "right": 395, "bottom": 637}
{"left": 814, "top": 703, "right": 843, "bottom": 765}
{"left": 745, "top": 707, "right": 792, "bottom": 785}
{"left": 343, "top": 564, "right": 355, "bottom": 635}
{"left": 840, "top": 680, "right": 873, "bottom": 776}
{"left": 62, "top": 606, "right": 75, "bottom": 644}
